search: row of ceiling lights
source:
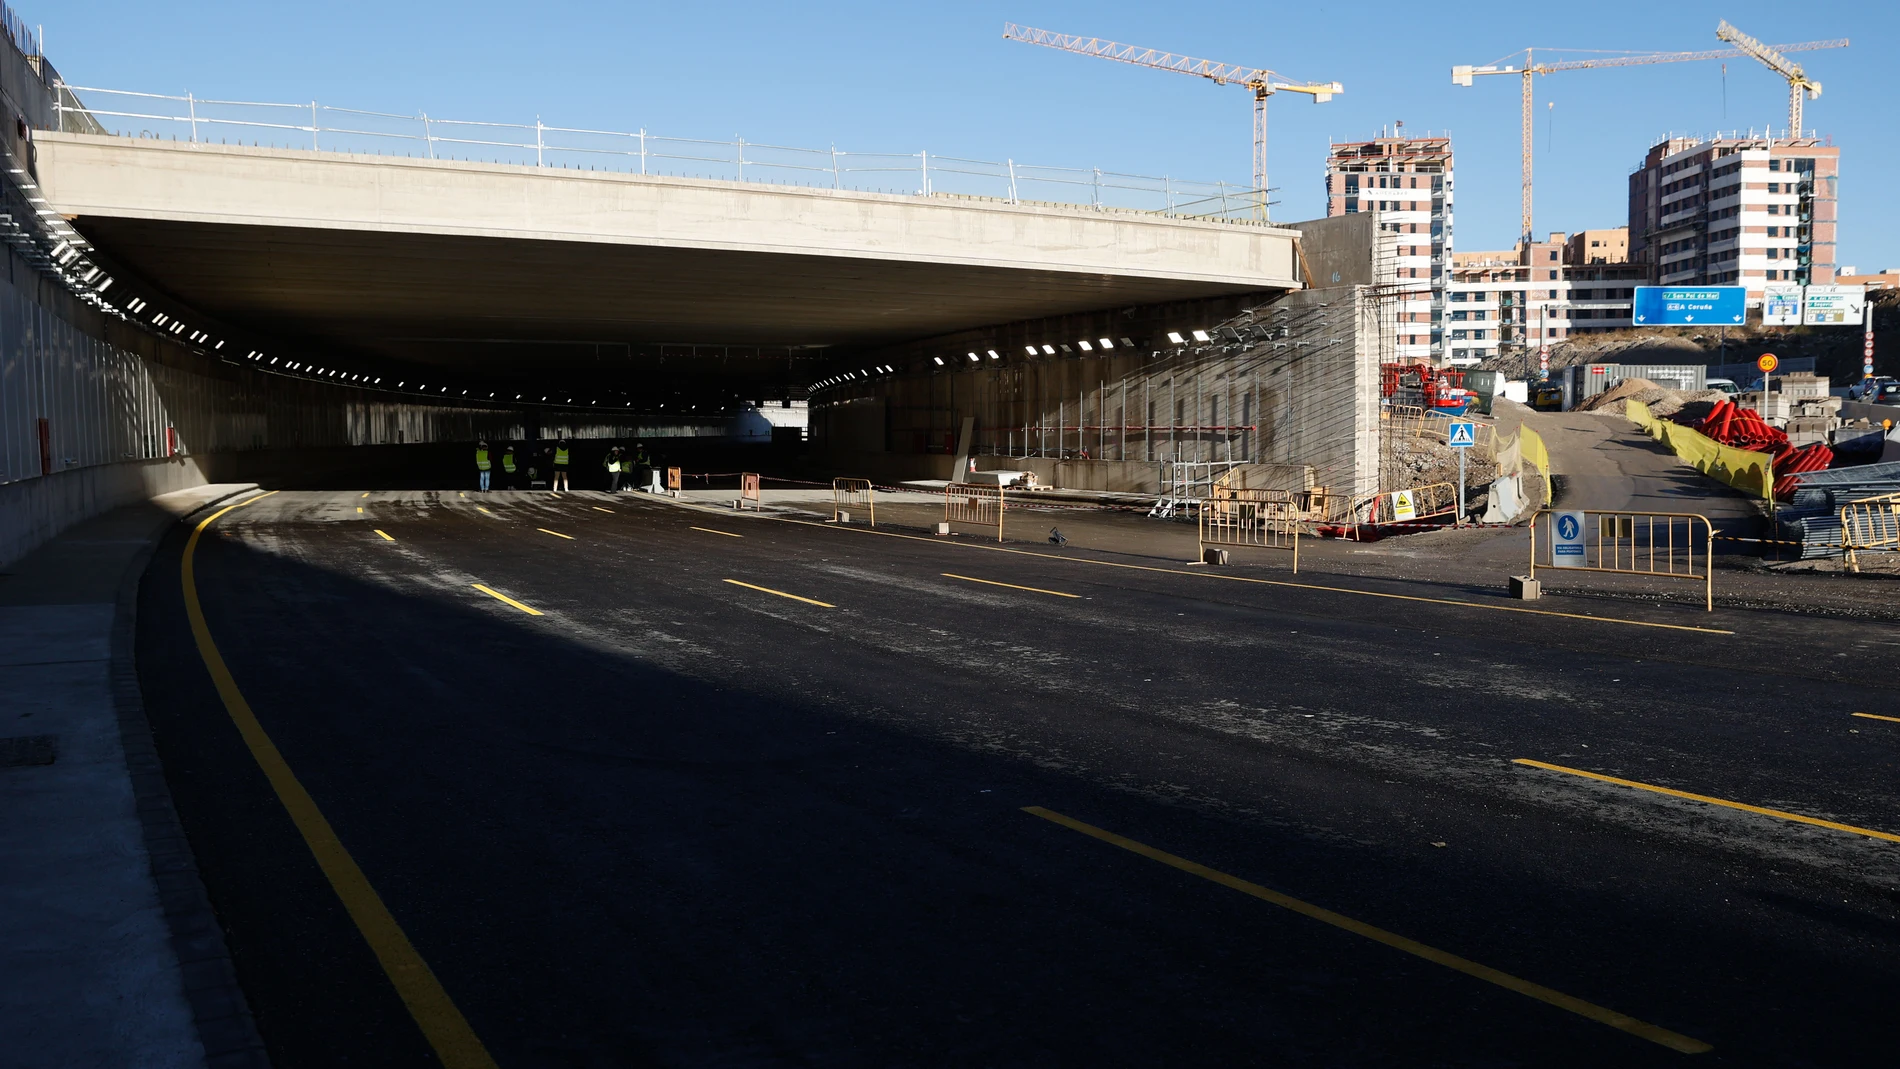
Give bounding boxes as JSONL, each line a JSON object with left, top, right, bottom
{"left": 807, "top": 330, "right": 1227, "bottom": 393}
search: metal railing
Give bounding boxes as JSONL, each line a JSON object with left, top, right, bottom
{"left": 1529, "top": 509, "right": 1715, "bottom": 611}
{"left": 1338, "top": 481, "right": 1460, "bottom": 536}
{"left": 54, "top": 86, "right": 1271, "bottom": 222}
{"left": 1841, "top": 493, "right": 1900, "bottom": 573}
{"left": 946, "top": 484, "right": 1007, "bottom": 542}
{"left": 1151, "top": 459, "right": 1248, "bottom": 519}
{"left": 832, "top": 478, "right": 875, "bottom": 526}
{"left": 1199, "top": 498, "right": 1299, "bottom": 572}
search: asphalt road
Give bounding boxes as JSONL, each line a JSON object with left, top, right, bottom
{"left": 138, "top": 488, "right": 1900, "bottom": 1067}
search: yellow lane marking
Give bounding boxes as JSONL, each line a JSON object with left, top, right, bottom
{"left": 1851, "top": 712, "right": 1900, "bottom": 725}
{"left": 471, "top": 583, "right": 544, "bottom": 616}
{"left": 780, "top": 519, "right": 1733, "bottom": 635}
{"left": 374, "top": 530, "right": 395, "bottom": 542}
{"left": 1023, "top": 806, "right": 1711, "bottom": 1055}
{"left": 591, "top": 506, "right": 615, "bottom": 514}
{"left": 361, "top": 492, "right": 370, "bottom": 498}
{"left": 476, "top": 507, "right": 494, "bottom": 515}
{"left": 183, "top": 498, "right": 496, "bottom": 1069}
{"left": 943, "top": 572, "right": 1079, "bottom": 598}
{"left": 459, "top": 492, "right": 467, "bottom": 498}
{"left": 722, "top": 578, "right": 833, "bottom": 608}
{"left": 691, "top": 526, "right": 743, "bottom": 538}
{"left": 550, "top": 492, "right": 563, "bottom": 498}
{"left": 536, "top": 528, "right": 575, "bottom": 540}
{"left": 357, "top": 506, "right": 364, "bottom": 514}
{"left": 1514, "top": 758, "right": 1900, "bottom": 845}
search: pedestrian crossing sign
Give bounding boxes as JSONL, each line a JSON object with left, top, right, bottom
{"left": 1447, "top": 421, "right": 1476, "bottom": 448}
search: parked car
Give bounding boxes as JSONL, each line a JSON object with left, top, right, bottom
{"left": 1705, "top": 377, "right": 1740, "bottom": 397}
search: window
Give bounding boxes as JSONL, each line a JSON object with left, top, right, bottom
{"left": 1451, "top": 310, "right": 1467, "bottom": 321}
{"left": 1473, "top": 330, "right": 1488, "bottom": 340}
{"left": 1548, "top": 251, "right": 1558, "bottom": 262}
{"left": 1768, "top": 204, "right": 1779, "bottom": 215}
{"left": 1449, "top": 291, "right": 1466, "bottom": 302}
{"left": 1345, "top": 197, "right": 1358, "bottom": 213}
{"left": 1474, "top": 310, "right": 1487, "bottom": 321}
{"left": 1769, "top": 159, "right": 1781, "bottom": 171}
{"left": 1548, "top": 271, "right": 1558, "bottom": 280}
{"left": 1451, "top": 329, "right": 1468, "bottom": 340}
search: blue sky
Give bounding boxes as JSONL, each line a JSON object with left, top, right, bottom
{"left": 38, "top": 0, "right": 1897, "bottom": 267}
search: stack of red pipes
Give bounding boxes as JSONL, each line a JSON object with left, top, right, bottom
{"left": 1677, "top": 398, "right": 1832, "bottom": 499}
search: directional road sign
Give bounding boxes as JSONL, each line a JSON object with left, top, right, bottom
{"left": 1631, "top": 286, "right": 1746, "bottom": 326}
{"left": 1447, "top": 421, "right": 1477, "bottom": 448}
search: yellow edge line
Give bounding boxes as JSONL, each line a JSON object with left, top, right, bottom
{"left": 471, "top": 583, "right": 544, "bottom": 616}
{"left": 777, "top": 518, "right": 1734, "bottom": 635}
{"left": 722, "top": 578, "right": 833, "bottom": 607}
{"left": 1513, "top": 758, "right": 1900, "bottom": 845}
{"left": 1851, "top": 712, "right": 1900, "bottom": 725}
{"left": 943, "top": 572, "right": 1079, "bottom": 598}
{"left": 1023, "top": 806, "right": 1711, "bottom": 1055}
{"left": 690, "top": 526, "right": 744, "bottom": 538}
{"left": 591, "top": 506, "right": 615, "bottom": 513}
{"left": 535, "top": 528, "right": 575, "bottom": 540}
{"left": 183, "top": 496, "right": 497, "bottom": 1068}
{"left": 374, "top": 529, "right": 395, "bottom": 542}
{"left": 476, "top": 507, "right": 494, "bottom": 515}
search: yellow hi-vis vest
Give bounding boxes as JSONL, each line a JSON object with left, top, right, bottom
{"left": 554, "top": 447, "right": 570, "bottom": 467}
{"left": 475, "top": 448, "right": 491, "bottom": 471}
{"left": 502, "top": 452, "right": 517, "bottom": 473}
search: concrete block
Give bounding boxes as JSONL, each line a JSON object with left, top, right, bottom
{"left": 1202, "top": 547, "right": 1229, "bottom": 565}
{"left": 1510, "top": 575, "right": 1541, "bottom": 600}
{"left": 836, "top": 510, "right": 850, "bottom": 524}
{"left": 934, "top": 522, "right": 950, "bottom": 536}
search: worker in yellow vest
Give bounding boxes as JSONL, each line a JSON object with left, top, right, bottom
{"left": 551, "top": 437, "right": 571, "bottom": 491}
{"left": 475, "top": 438, "right": 492, "bottom": 492}
{"left": 500, "top": 445, "right": 518, "bottom": 489}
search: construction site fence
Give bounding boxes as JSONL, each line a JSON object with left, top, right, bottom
{"left": 1841, "top": 493, "right": 1900, "bottom": 573}
{"left": 1626, "top": 400, "right": 1772, "bottom": 501}
{"left": 1384, "top": 405, "right": 1499, "bottom": 459}
{"left": 1338, "top": 481, "right": 1460, "bottom": 535}
{"left": 1529, "top": 509, "right": 1714, "bottom": 611}
{"left": 946, "top": 484, "right": 1006, "bottom": 542}
{"left": 1198, "top": 498, "right": 1299, "bottom": 572}
{"left": 832, "top": 478, "right": 875, "bottom": 525}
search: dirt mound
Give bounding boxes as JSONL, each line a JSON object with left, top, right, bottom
{"left": 1578, "top": 377, "right": 1658, "bottom": 411}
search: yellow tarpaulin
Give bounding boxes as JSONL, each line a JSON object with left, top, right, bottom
{"left": 1626, "top": 400, "right": 1773, "bottom": 500}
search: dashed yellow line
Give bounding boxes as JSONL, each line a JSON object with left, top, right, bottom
{"left": 356, "top": 506, "right": 364, "bottom": 514}
{"left": 476, "top": 507, "right": 494, "bottom": 515}
{"left": 374, "top": 530, "right": 394, "bottom": 542}
{"left": 536, "top": 528, "right": 575, "bottom": 540}
{"left": 183, "top": 495, "right": 497, "bottom": 1069}
{"left": 1851, "top": 712, "right": 1900, "bottom": 725}
{"left": 691, "top": 526, "right": 743, "bottom": 538}
{"left": 943, "top": 572, "right": 1078, "bottom": 598}
{"left": 1023, "top": 805, "right": 1710, "bottom": 1054}
{"left": 722, "top": 578, "right": 833, "bottom": 608}
{"left": 780, "top": 519, "right": 1733, "bottom": 635}
{"left": 361, "top": 492, "right": 370, "bottom": 498}
{"left": 471, "top": 583, "right": 543, "bottom": 616}
{"left": 1513, "top": 758, "right": 1900, "bottom": 845}
{"left": 591, "top": 506, "right": 615, "bottom": 514}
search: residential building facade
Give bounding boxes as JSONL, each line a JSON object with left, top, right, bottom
{"left": 1628, "top": 134, "right": 1840, "bottom": 298}
{"left": 1444, "top": 229, "right": 1644, "bottom": 368}
{"left": 1325, "top": 134, "right": 1452, "bottom": 362}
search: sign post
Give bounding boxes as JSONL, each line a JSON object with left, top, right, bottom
{"left": 1447, "top": 420, "right": 1476, "bottom": 524}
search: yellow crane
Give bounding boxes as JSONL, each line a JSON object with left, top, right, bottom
{"left": 1454, "top": 35, "right": 1847, "bottom": 244}
{"left": 1003, "top": 23, "right": 1341, "bottom": 219}
{"left": 1716, "top": 20, "right": 1831, "bottom": 139}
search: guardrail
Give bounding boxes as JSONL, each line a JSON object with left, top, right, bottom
{"left": 945, "top": 484, "right": 1006, "bottom": 542}
{"left": 1528, "top": 509, "right": 1714, "bottom": 610}
{"left": 1841, "top": 493, "right": 1900, "bottom": 573}
{"left": 1199, "top": 498, "right": 1299, "bottom": 571}
{"left": 833, "top": 478, "right": 875, "bottom": 525}
{"left": 54, "top": 85, "right": 1270, "bottom": 222}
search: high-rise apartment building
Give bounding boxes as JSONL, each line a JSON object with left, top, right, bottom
{"left": 1325, "top": 134, "right": 1452, "bottom": 362}
{"left": 1444, "top": 228, "right": 1645, "bottom": 367}
{"left": 1628, "top": 135, "right": 1839, "bottom": 295}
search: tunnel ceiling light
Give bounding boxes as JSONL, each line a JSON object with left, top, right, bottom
{"left": 154, "top": 313, "right": 168, "bottom": 326}
{"left": 1192, "top": 330, "right": 1211, "bottom": 342}
{"left": 1078, "top": 340, "right": 1093, "bottom": 351}
{"left": 50, "top": 241, "right": 68, "bottom": 258}
{"left": 967, "top": 352, "right": 978, "bottom": 361}
{"left": 1120, "top": 337, "right": 1134, "bottom": 347}
{"left": 271, "top": 358, "right": 280, "bottom": 365}
{"left": 1059, "top": 344, "right": 1072, "bottom": 353}
{"left": 932, "top": 357, "right": 944, "bottom": 365}
{"left": 1041, "top": 345, "right": 1055, "bottom": 355}
{"left": 95, "top": 278, "right": 113, "bottom": 293}
{"left": 1024, "top": 345, "right": 1037, "bottom": 355}
{"left": 215, "top": 340, "right": 225, "bottom": 350}
{"left": 967, "top": 353, "right": 979, "bottom": 362}
{"left": 1099, "top": 338, "right": 1114, "bottom": 349}
{"left": 987, "top": 350, "right": 1000, "bottom": 359}
{"left": 1167, "top": 332, "right": 1185, "bottom": 345}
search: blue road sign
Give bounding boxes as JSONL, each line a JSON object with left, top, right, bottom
{"left": 1631, "top": 286, "right": 1745, "bottom": 326}
{"left": 1447, "top": 421, "right": 1477, "bottom": 448}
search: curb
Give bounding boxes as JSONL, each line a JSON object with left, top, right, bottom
{"left": 112, "top": 485, "right": 272, "bottom": 1069}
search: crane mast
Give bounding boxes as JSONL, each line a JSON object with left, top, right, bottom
{"left": 1716, "top": 20, "right": 1827, "bottom": 137}
{"left": 1003, "top": 23, "right": 1340, "bottom": 220}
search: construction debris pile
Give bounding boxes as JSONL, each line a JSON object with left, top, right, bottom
{"left": 1774, "top": 462, "right": 1900, "bottom": 560}
{"left": 1580, "top": 377, "right": 1728, "bottom": 420}
{"left": 1381, "top": 433, "right": 1498, "bottom": 494}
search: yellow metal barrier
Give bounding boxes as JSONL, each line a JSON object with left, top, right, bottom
{"left": 1336, "top": 482, "right": 1459, "bottom": 535}
{"left": 1518, "top": 424, "right": 1552, "bottom": 504}
{"left": 740, "top": 472, "right": 761, "bottom": 511}
{"left": 1626, "top": 400, "right": 1771, "bottom": 500}
{"left": 1199, "top": 498, "right": 1299, "bottom": 571}
{"left": 1842, "top": 492, "right": 1900, "bottom": 573}
{"left": 1529, "top": 508, "right": 1714, "bottom": 610}
{"left": 945, "top": 483, "right": 1006, "bottom": 542}
{"left": 832, "top": 478, "right": 875, "bottom": 525}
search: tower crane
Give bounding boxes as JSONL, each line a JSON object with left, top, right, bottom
{"left": 1716, "top": 20, "right": 1829, "bottom": 139}
{"left": 1453, "top": 36, "right": 1847, "bottom": 244}
{"left": 1003, "top": 23, "right": 1341, "bottom": 219}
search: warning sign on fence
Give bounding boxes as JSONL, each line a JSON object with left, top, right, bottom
{"left": 1391, "top": 490, "right": 1417, "bottom": 521}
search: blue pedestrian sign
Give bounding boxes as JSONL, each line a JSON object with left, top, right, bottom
{"left": 1632, "top": 286, "right": 1745, "bottom": 326}
{"left": 1447, "top": 421, "right": 1477, "bottom": 448}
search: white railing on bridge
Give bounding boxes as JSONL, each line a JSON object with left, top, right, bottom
{"left": 54, "top": 86, "right": 1270, "bottom": 223}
